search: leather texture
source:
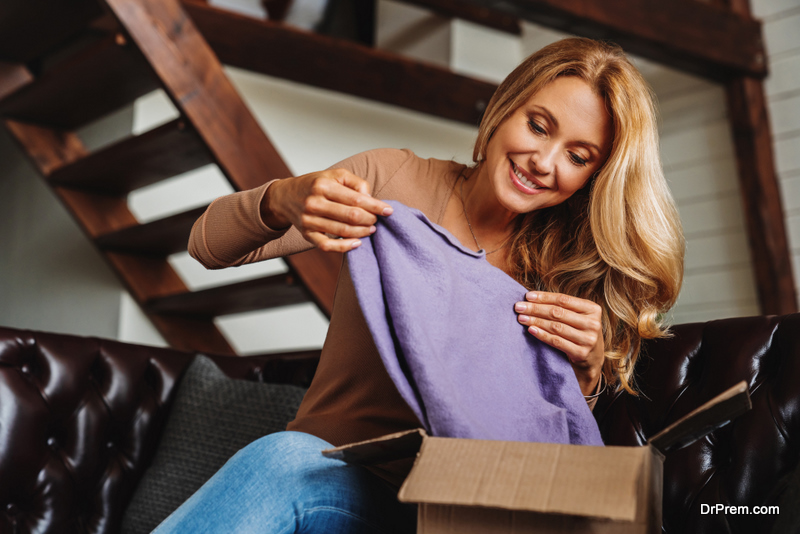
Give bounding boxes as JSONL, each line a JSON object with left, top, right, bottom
{"left": 594, "top": 313, "right": 800, "bottom": 533}
{"left": 1, "top": 314, "right": 798, "bottom": 533}
{"left": 0, "top": 326, "right": 316, "bottom": 534}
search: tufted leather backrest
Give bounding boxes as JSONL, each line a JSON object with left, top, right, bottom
{"left": 0, "top": 327, "right": 317, "bottom": 534}
{"left": 0, "top": 327, "right": 194, "bottom": 534}
{"left": 594, "top": 313, "right": 800, "bottom": 533}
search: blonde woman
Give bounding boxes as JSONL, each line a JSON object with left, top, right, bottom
{"left": 154, "top": 37, "right": 684, "bottom": 534}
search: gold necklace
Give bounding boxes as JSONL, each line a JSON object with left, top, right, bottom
{"left": 459, "top": 176, "right": 508, "bottom": 256}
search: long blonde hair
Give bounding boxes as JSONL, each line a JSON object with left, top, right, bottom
{"left": 474, "top": 38, "right": 685, "bottom": 394}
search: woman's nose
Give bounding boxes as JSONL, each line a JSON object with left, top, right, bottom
{"left": 530, "top": 144, "right": 556, "bottom": 175}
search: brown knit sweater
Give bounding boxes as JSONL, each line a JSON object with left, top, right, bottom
{"left": 189, "top": 148, "right": 599, "bottom": 488}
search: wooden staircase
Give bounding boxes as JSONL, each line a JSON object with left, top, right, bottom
{"left": 0, "top": 0, "right": 342, "bottom": 357}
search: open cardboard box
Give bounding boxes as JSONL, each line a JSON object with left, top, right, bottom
{"left": 323, "top": 381, "right": 752, "bottom": 533}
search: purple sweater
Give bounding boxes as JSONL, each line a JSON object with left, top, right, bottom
{"left": 348, "top": 201, "right": 604, "bottom": 446}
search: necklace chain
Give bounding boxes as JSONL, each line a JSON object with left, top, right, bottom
{"left": 459, "top": 174, "right": 507, "bottom": 256}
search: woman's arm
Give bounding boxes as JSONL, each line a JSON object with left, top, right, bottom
{"left": 189, "top": 150, "right": 407, "bottom": 269}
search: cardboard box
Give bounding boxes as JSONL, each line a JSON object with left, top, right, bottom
{"left": 323, "top": 381, "right": 751, "bottom": 533}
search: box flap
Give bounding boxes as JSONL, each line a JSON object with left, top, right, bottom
{"left": 398, "top": 437, "right": 649, "bottom": 522}
{"left": 321, "top": 428, "right": 426, "bottom": 465}
{"left": 648, "top": 381, "right": 751, "bottom": 455}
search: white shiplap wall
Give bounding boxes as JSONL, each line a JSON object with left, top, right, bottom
{"left": 751, "top": 0, "right": 800, "bottom": 308}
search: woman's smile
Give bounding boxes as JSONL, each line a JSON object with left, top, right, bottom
{"left": 509, "top": 159, "right": 548, "bottom": 193}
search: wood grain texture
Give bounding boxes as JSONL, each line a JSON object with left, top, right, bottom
{"left": 107, "top": 0, "right": 292, "bottom": 191}
{"left": 183, "top": 0, "right": 497, "bottom": 126}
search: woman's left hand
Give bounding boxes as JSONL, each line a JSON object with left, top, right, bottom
{"left": 514, "top": 291, "right": 604, "bottom": 396}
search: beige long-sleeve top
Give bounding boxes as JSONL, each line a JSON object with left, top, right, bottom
{"left": 189, "top": 148, "right": 600, "bottom": 488}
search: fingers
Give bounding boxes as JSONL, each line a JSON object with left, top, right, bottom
{"left": 318, "top": 170, "right": 394, "bottom": 218}
{"left": 304, "top": 230, "right": 363, "bottom": 253}
{"left": 514, "top": 294, "right": 601, "bottom": 334}
{"left": 518, "top": 314, "right": 597, "bottom": 352}
{"left": 515, "top": 291, "right": 603, "bottom": 366}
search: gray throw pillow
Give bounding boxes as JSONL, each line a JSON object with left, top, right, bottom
{"left": 121, "top": 355, "right": 307, "bottom": 534}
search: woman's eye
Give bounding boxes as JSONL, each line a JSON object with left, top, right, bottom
{"left": 569, "top": 153, "right": 588, "bottom": 167}
{"left": 528, "top": 120, "right": 546, "bottom": 134}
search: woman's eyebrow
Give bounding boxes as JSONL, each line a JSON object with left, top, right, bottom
{"left": 535, "top": 105, "right": 602, "bottom": 152}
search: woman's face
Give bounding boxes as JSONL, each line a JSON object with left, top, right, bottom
{"left": 482, "top": 76, "right": 613, "bottom": 214}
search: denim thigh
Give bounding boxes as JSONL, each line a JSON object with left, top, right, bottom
{"left": 152, "top": 431, "right": 417, "bottom": 534}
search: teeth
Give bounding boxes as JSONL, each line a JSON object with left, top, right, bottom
{"left": 512, "top": 162, "right": 542, "bottom": 189}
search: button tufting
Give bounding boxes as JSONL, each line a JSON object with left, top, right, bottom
{"left": 20, "top": 365, "right": 30, "bottom": 374}
{"left": 106, "top": 441, "right": 114, "bottom": 449}
{"left": 47, "top": 437, "right": 57, "bottom": 448}
{"left": 6, "top": 503, "right": 18, "bottom": 515}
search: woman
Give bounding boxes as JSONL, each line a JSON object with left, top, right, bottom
{"left": 154, "top": 37, "right": 684, "bottom": 533}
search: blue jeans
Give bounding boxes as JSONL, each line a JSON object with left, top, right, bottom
{"left": 152, "top": 431, "right": 417, "bottom": 534}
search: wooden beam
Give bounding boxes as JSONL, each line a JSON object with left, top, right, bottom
{"left": 106, "top": 0, "right": 293, "bottom": 191}
{"left": 182, "top": 0, "right": 497, "bottom": 126}
{"left": 723, "top": 0, "right": 798, "bottom": 314}
{"left": 49, "top": 119, "right": 213, "bottom": 195}
{"left": 406, "top": 0, "right": 766, "bottom": 80}
{"left": 145, "top": 273, "right": 310, "bottom": 317}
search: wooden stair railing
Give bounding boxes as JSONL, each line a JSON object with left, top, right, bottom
{"left": 0, "top": 0, "right": 340, "bottom": 355}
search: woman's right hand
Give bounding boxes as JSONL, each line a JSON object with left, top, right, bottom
{"left": 260, "top": 169, "right": 394, "bottom": 253}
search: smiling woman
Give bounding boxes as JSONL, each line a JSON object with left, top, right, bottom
{"left": 156, "top": 37, "right": 685, "bottom": 534}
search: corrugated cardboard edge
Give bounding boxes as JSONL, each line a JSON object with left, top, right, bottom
{"left": 321, "top": 428, "right": 427, "bottom": 465}
{"left": 398, "top": 438, "right": 647, "bottom": 522}
{"left": 647, "top": 381, "right": 752, "bottom": 455}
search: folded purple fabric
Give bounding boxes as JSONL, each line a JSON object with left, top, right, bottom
{"left": 347, "top": 201, "right": 604, "bottom": 446}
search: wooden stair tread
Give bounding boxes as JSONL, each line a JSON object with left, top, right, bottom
{"left": 49, "top": 119, "right": 213, "bottom": 193}
{"left": 95, "top": 206, "right": 208, "bottom": 256}
{"left": 145, "top": 275, "right": 311, "bottom": 317}
{"left": 0, "top": 34, "right": 159, "bottom": 129}
{"left": 0, "top": 0, "right": 103, "bottom": 63}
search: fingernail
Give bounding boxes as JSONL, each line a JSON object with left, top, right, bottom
{"left": 514, "top": 302, "right": 525, "bottom": 312}
{"left": 382, "top": 206, "right": 393, "bottom": 216}
{"left": 370, "top": 226, "right": 376, "bottom": 234}
{"left": 527, "top": 291, "right": 538, "bottom": 300}
{"left": 529, "top": 326, "right": 539, "bottom": 335}
{"left": 518, "top": 315, "right": 529, "bottom": 324}
{"left": 350, "top": 240, "right": 362, "bottom": 250}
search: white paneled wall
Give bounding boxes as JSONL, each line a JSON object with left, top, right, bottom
{"left": 751, "top": 0, "right": 800, "bottom": 307}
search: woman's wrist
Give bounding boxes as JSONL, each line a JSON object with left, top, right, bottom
{"left": 260, "top": 179, "right": 292, "bottom": 230}
{"left": 583, "top": 373, "right": 606, "bottom": 399}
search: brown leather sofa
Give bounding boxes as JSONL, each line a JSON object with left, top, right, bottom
{"left": 1, "top": 314, "right": 799, "bottom": 533}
